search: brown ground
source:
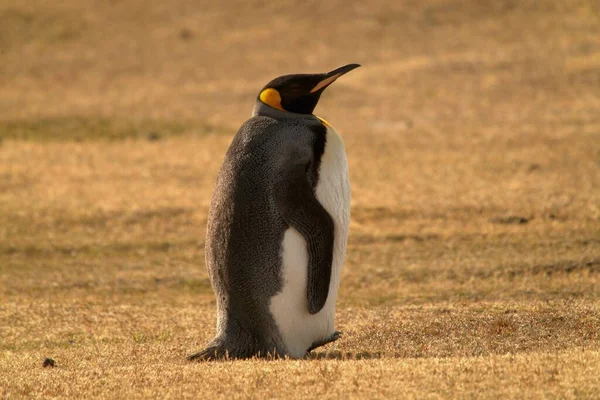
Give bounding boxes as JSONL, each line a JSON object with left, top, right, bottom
{"left": 1, "top": 0, "right": 599, "bottom": 398}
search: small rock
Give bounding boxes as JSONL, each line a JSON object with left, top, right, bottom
{"left": 147, "top": 132, "right": 161, "bottom": 141}
{"left": 43, "top": 358, "right": 55, "bottom": 368}
{"left": 490, "top": 216, "right": 530, "bottom": 225}
{"left": 179, "top": 29, "right": 193, "bottom": 40}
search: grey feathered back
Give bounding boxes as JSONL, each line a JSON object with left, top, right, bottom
{"left": 192, "top": 111, "right": 327, "bottom": 360}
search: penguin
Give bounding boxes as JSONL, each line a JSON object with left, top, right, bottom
{"left": 189, "top": 64, "right": 360, "bottom": 360}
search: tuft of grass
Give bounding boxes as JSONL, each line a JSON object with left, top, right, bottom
{"left": 0, "top": 116, "right": 208, "bottom": 141}
{"left": 0, "top": 7, "right": 86, "bottom": 48}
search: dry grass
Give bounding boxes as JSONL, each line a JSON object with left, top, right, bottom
{"left": 1, "top": 0, "right": 599, "bottom": 398}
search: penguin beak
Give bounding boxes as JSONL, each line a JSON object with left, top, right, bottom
{"left": 310, "top": 63, "right": 361, "bottom": 93}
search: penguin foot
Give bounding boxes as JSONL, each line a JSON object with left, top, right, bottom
{"left": 188, "top": 343, "right": 225, "bottom": 361}
{"left": 187, "top": 346, "right": 284, "bottom": 361}
{"left": 188, "top": 336, "right": 287, "bottom": 361}
{"left": 307, "top": 331, "right": 342, "bottom": 353}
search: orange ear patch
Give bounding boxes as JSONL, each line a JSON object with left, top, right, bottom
{"left": 259, "top": 88, "right": 284, "bottom": 111}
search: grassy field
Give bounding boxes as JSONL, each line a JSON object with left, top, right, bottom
{"left": 1, "top": 0, "right": 599, "bottom": 398}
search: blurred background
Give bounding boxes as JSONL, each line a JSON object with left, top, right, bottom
{"left": 1, "top": 1, "right": 599, "bottom": 396}
{"left": 2, "top": 0, "right": 599, "bottom": 212}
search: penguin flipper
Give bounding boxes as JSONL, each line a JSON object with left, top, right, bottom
{"left": 273, "top": 156, "right": 335, "bottom": 315}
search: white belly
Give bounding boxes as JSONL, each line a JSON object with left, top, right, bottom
{"left": 269, "top": 125, "right": 351, "bottom": 358}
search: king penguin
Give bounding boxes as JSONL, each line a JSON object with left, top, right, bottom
{"left": 189, "top": 64, "right": 360, "bottom": 360}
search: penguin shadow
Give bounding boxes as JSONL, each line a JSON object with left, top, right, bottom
{"left": 306, "top": 350, "right": 383, "bottom": 360}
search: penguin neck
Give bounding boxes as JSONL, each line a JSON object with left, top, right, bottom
{"left": 252, "top": 101, "right": 320, "bottom": 123}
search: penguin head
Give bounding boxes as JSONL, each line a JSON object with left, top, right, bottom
{"left": 257, "top": 64, "right": 360, "bottom": 115}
